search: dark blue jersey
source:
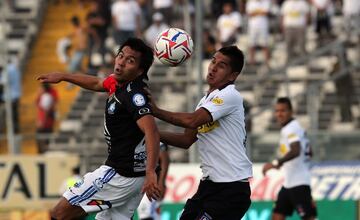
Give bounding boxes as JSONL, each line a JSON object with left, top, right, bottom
{"left": 102, "top": 75, "right": 152, "bottom": 177}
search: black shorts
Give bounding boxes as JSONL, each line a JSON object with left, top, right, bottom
{"left": 180, "top": 179, "right": 251, "bottom": 220}
{"left": 273, "top": 185, "right": 317, "bottom": 219}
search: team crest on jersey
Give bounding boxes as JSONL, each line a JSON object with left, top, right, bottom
{"left": 198, "top": 121, "right": 219, "bottom": 133}
{"left": 107, "top": 102, "right": 116, "bottom": 114}
{"left": 133, "top": 93, "right": 146, "bottom": 106}
{"left": 211, "top": 97, "right": 224, "bottom": 105}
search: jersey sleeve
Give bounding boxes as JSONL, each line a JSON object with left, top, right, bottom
{"left": 201, "top": 92, "right": 240, "bottom": 122}
{"left": 121, "top": 85, "right": 153, "bottom": 121}
{"left": 102, "top": 75, "right": 118, "bottom": 95}
{"left": 283, "top": 126, "right": 301, "bottom": 145}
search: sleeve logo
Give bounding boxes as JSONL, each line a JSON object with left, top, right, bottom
{"left": 211, "top": 97, "right": 224, "bottom": 105}
{"left": 132, "top": 93, "right": 146, "bottom": 106}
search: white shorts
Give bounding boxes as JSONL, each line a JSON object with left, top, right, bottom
{"left": 248, "top": 27, "right": 269, "bottom": 47}
{"left": 63, "top": 165, "right": 145, "bottom": 220}
{"left": 137, "top": 195, "right": 161, "bottom": 220}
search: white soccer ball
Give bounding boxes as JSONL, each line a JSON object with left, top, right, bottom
{"left": 154, "top": 28, "right": 194, "bottom": 67}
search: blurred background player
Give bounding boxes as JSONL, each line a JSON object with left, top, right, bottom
{"left": 262, "top": 97, "right": 317, "bottom": 220}
{"left": 137, "top": 142, "right": 170, "bottom": 220}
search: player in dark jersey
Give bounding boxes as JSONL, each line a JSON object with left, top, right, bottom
{"left": 37, "top": 38, "right": 161, "bottom": 220}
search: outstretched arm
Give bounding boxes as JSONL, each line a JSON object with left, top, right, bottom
{"left": 37, "top": 72, "right": 106, "bottom": 92}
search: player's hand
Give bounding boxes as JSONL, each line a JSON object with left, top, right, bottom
{"left": 37, "top": 72, "right": 64, "bottom": 84}
{"left": 141, "top": 171, "right": 161, "bottom": 202}
{"left": 262, "top": 162, "right": 273, "bottom": 176}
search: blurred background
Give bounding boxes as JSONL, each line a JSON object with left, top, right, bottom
{"left": 0, "top": 0, "right": 359, "bottom": 219}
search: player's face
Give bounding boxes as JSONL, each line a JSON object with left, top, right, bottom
{"left": 275, "top": 103, "right": 292, "bottom": 126}
{"left": 113, "top": 46, "right": 143, "bottom": 83}
{"left": 207, "top": 52, "right": 237, "bottom": 91}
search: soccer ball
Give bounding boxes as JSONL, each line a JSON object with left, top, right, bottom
{"left": 154, "top": 28, "right": 194, "bottom": 67}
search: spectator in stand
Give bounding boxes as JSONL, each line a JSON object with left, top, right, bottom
{"left": 152, "top": 0, "right": 173, "bottom": 26}
{"left": 137, "top": 0, "right": 152, "bottom": 29}
{"left": 144, "top": 12, "right": 169, "bottom": 47}
{"left": 203, "top": 28, "right": 217, "bottom": 59}
{"left": 36, "top": 83, "right": 58, "bottom": 154}
{"left": 246, "top": 0, "right": 272, "bottom": 66}
{"left": 310, "top": 0, "right": 334, "bottom": 45}
{"left": 67, "top": 16, "right": 89, "bottom": 75}
{"left": 0, "top": 58, "right": 22, "bottom": 133}
{"left": 342, "top": 0, "right": 360, "bottom": 44}
{"left": 86, "top": 0, "right": 108, "bottom": 70}
{"left": 216, "top": 2, "right": 242, "bottom": 47}
{"left": 211, "top": 0, "right": 238, "bottom": 18}
{"left": 281, "top": 0, "right": 310, "bottom": 62}
{"left": 111, "top": 0, "right": 142, "bottom": 46}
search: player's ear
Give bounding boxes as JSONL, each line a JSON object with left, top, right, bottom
{"left": 230, "top": 71, "right": 239, "bottom": 81}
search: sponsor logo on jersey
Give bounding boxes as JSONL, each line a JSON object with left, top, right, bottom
{"left": 133, "top": 93, "right": 146, "bottom": 106}
{"left": 279, "top": 143, "right": 288, "bottom": 156}
{"left": 127, "top": 83, "right": 132, "bottom": 92}
{"left": 197, "top": 121, "right": 220, "bottom": 133}
{"left": 139, "top": 107, "right": 150, "bottom": 115}
{"left": 107, "top": 102, "right": 116, "bottom": 114}
{"left": 288, "top": 133, "right": 298, "bottom": 139}
{"left": 199, "top": 212, "right": 213, "bottom": 220}
{"left": 74, "top": 179, "right": 84, "bottom": 188}
{"left": 211, "top": 97, "right": 224, "bottom": 105}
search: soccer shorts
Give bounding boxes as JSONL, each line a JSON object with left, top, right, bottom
{"left": 63, "top": 165, "right": 145, "bottom": 220}
{"left": 180, "top": 179, "right": 251, "bottom": 220}
{"left": 273, "top": 185, "right": 317, "bottom": 219}
{"left": 137, "top": 195, "right": 161, "bottom": 220}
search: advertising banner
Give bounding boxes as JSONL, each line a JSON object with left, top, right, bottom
{"left": 164, "top": 162, "right": 360, "bottom": 202}
{"left": 0, "top": 154, "right": 79, "bottom": 209}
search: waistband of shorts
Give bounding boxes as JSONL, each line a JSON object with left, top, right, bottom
{"left": 202, "top": 176, "right": 249, "bottom": 183}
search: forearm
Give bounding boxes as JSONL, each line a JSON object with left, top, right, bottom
{"left": 61, "top": 73, "right": 105, "bottom": 91}
{"left": 278, "top": 150, "right": 299, "bottom": 166}
{"left": 145, "top": 130, "right": 160, "bottom": 173}
{"left": 155, "top": 108, "right": 196, "bottom": 129}
{"left": 160, "top": 130, "right": 196, "bottom": 149}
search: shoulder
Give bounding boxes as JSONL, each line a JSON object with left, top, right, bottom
{"left": 218, "top": 85, "right": 243, "bottom": 103}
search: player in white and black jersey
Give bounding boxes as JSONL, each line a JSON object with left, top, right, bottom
{"left": 263, "top": 97, "right": 317, "bottom": 220}
{"left": 37, "top": 38, "right": 161, "bottom": 220}
{"left": 148, "top": 46, "right": 253, "bottom": 219}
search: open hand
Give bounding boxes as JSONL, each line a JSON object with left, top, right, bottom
{"left": 141, "top": 171, "right": 161, "bottom": 202}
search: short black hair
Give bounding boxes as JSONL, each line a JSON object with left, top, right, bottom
{"left": 218, "top": 46, "right": 245, "bottom": 74}
{"left": 277, "top": 97, "right": 293, "bottom": 111}
{"left": 117, "top": 38, "right": 154, "bottom": 78}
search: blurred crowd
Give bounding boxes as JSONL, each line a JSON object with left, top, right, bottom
{"left": 55, "top": 0, "right": 360, "bottom": 74}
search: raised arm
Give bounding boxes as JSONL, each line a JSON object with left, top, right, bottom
{"left": 37, "top": 72, "right": 105, "bottom": 92}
